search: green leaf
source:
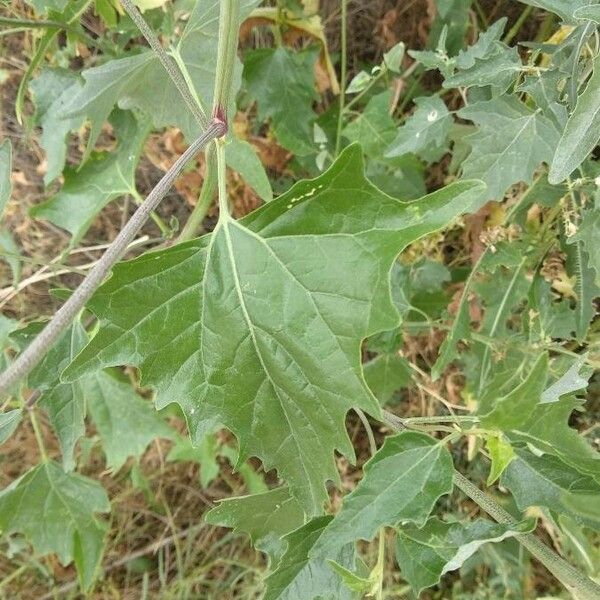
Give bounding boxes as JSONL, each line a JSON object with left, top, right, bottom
{"left": 64, "top": 146, "right": 485, "bottom": 513}
{"left": 363, "top": 353, "right": 411, "bottom": 405}
{"left": 264, "top": 516, "right": 357, "bottom": 600}
{"left": 479, "top": 354, "right": 548, "bottom": 430}
{"left": 0, "top": 410, "right": 22, "bottom": 444}
{"left": 395, "top": 517, "right": 535, "bottom": 595}
{"left": 568, "top": 208, "right": 600, "bottom": 285}
{"left": 244, "top": 47, "right": 319, "bottom": 155}
{"left": 501, "top": 448, "right": 600, "bottom": 530}
{"left": 167, "top": 433, "right": 219, "bottom": 487}
{"left": 458, "top": 96, "right": 560, "bottom": 200}
{"left": 541, "top": 355, "right": 592, "bottom": 404}
{"left": 0, "top": 461, "right": 110, "bottom": 590}
{"left": 549, "top": 53, "right": 600, "bottom": 183}
{"left": 0, "top": 139, "right": 11, "bottom": 218}
{"left": 574, "top": 4, "right": 600, "bottom": 22}
{"left": 225, "top": 137, "right": 273, "bottom": 202}
{"left": 29, "top": 110, "right": 149, "bottom": 244}
{"left": 444, "top": 44, "right": 522, "bottom": 94}
{"left": 508, "top": 397, "right": 600, "bottom": 481}
{"left": 205, "top": 487, "right": 305, "bottom": 563}
{"left": 343, "top": 91, "right": 396, "bottom": 159}
{"left": 432, "top": 296, "right": 470, "bottom": 380}
{"left": 84, "top": 370, "right": 173, "bottom": 472}
{"left": 385, "top": 96, "right": 453, "bottom": 160}
{"left": 518, "top": 70, "right": 568, "bottom": 129}
{"left": 0, "top": 229, "right": 21, "bottom": 286}
{"left": 30, "top": 68, "right": 83, "bottom": 185}
{"left": 312, "top": 431, "right": 454, "bottom": 557}
{"left": 515, "top": 0, "right": 591, "bottom": 23}
{"left": 455, "top": 18, "right": 507, "bottom": 69}
{"left": 485, "top": 435, "right": 515, "bottom": 485}
{"left": 25, "top": 321, "right": 89, "bottom": 472}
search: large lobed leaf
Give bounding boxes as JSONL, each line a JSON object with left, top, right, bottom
{"left": 64, "top": 146, "right": 484, "bottom": 513}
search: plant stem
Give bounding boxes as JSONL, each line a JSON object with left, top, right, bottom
{"left": 212, "top": 0, "right": 240, "bottom": 121}
{"left": 356, "top": 408, "right": 377, "bottom": 455}
{"left": 178, "top": 142, "right": 218, "bottom": 241}
{"left": 216, "top": 140, "right": 229, "bottom": 219}
{"left": 381, "top": 410, "right": 600, "bottom": 599}
{"left": 504, "top": 5, "right": 534, "bottom": 45}
{"left": 120, "top": 0, "right": 207, "bottom": 129}
{"left": 28, "top": 406, "right": 48, "bottom": 462}
{"left": 334, "top": 0, "right": 348, "bottom": 157}
{"left": 0, "top": 123, "right": 225, "bottom": 399}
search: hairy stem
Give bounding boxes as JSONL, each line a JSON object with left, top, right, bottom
{"left": 212, "top": 0, "right": 240, "bottom": 121}
{"left": 120, "top": 0, "right": 208, "bottom": 129}
{"left": 334, "top": 0, "right": 348, "bottom": 157}
{"left": 178, "top": 142, "right": 217, "bottom": 241}
{"left": 0, "top": 123, "right": 225, "bottom": 398}
{"left": 381, "top": 410, "right": 600, "bottom": 599}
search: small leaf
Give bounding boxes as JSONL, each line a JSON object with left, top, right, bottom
{"left": 549, "top": 53, "right": 600, "bottom": 183}
{"left": 485, "top": 435, "right": 515, "bottom": 485}
{"left": 502, "top": 448, "right": 600, "bottom": 530}
{"left": 383, "top": 42, "right": 405, "bottom": 73}
{"left": 455, "top": 18, "right": 508, "bottom": 70}
{"left": 395, "top": 517, "right": 535, "bottom": 595}
{"left": 312, "top": 431, "right": 454, "bottom": 557}
{"left": 0, "top": 410, "right": 22, "bottom": 444}
{"left": 84, "top": 370, "right": 174, "bottom": 472}
{"left": 568, "top": 208, "right": 600, "bottom": 285}
{"left": 343, "top": 91, "right": 396, "bottom": 159}
{"left": 0, "top": 461, "right": 110, "bottom": 590}
{"left": 346, "top": 70, "right": 372, "bottom": 93}
{"left": 541, "top": 355, "right": 592, "bottom": 404}
{"left": 167, "top": 434, "right": 219, "bottom": 487}
{"left": 30, "top": 110, "right": 149, "bottom": 244}
{"left": 363, "top": 353, "right": 411, "bottom": 405}
{"left": 244, "top": 47, "right": 319, "bottom": 155}
{"left": 385, "top": 96, "right": 452, "bottom": 160}
{"left": 205, "top": 486, "right": 305, "bottom": 563}
{"left": 459, "top": 96, "right": 560, "bottom": 200}
{"left": 479, "top": 354, "right": 548, "bottom": 430}
{"left": 432, "top": 296, "right": 470, "bottom": 380}
{"left": 264, "top": 516, "right": 357, "bottom": 600}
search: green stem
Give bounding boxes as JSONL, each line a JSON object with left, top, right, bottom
{"left": 130, "top": 190, "right": 171, "bottom": 238}
{"left": 381, "top": 410, "right": 600, "bottom": 599}
{"left": 334, "top": 0, "right": 348, "bottom": 157}
{"left": 403, "top": 415, "right": 480, "bottom": 425}
{"left": 504, "top": 5, "right": 534, "bottom": 45}
{"left": 216, "top": 140, "right": 229, "bottom": 219}
{"left": 212, "top": 0, "right": 240, "bottom": 122}
{"left": 28, "top": 406, "right": 48, "bottom": 462}
{"left": 178, "top": 142, "right": 218, "bottom": 241}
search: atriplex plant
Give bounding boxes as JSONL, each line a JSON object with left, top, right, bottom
{"left": 1, "top": 0, "right": 600, "bottom": 598}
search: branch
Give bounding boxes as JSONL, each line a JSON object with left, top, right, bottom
{"left": 119, "top": 0, "right": 208, "bottom": 129}
{"left": 381, "top": 409, "right": 600, "bottom": 600}
{"left": 0, "top": 121, "right": 225, "bottom": 397}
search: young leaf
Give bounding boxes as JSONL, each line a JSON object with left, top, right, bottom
{"left": 312, "top": 431, "right": 454, "bottom": 557}
{"left": 444, "top": 45, "right": 522, "bottom": 94}
{"left": 549, "top": 53, "right": 600, "bottom": 184}
{"left": 501, "top": 447, "right": 600, "bottom": 530}
{"left": 432, "top": 296, "right": 470, "bottom": 380}
{"left": 342, "top": 91, "right": 396, "bottom": 159}
{"left": 363, "top": 353, "right": 411, "bottom": 405}
{"left": 395, "top": 517, "right": 535, "bottom": 595}
{"left": 485, "top": 435, "right": 515, "bottom": 485}
{"left": 205, "top": 486, "right": 305, "bottom": 562}
{"left": 385, "top": 96, "right": 453, "bottom": 160}
{"left": 0, "top": 461, "right": 110, "bottom": 590}
{"left": 84, "top": 369, "right": 174, "bottom": 472}
{"left": 540, "top": 355, "right": 592, "bottom": 404}
{"left": 0, "top": 410, "right": 21, "bottom": 444}
{"left": 244, "top": 47, "right": 319, "bottom": 155}
{"left": 455, "top": 18, "right": 508, "bottom": 69}
{"left": 29, "top": 110, "right": 150, "bottom": 244}
{"left": 458, "top": 96, "right": 560, "bottom": 200}
{"left": 263, "top": 516, "right": 357, "bottom": 600}
{"left": 167, "top": 433, "right": 219, "bottom": 487}
{"left": 478, "top": 353, "right": 548, "bottom": 430}
{"left": 64, "top": 146, "right": 485, "bottom": 513}
{"left": 29, "top": 68, "right": 83, "bottom": 185}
